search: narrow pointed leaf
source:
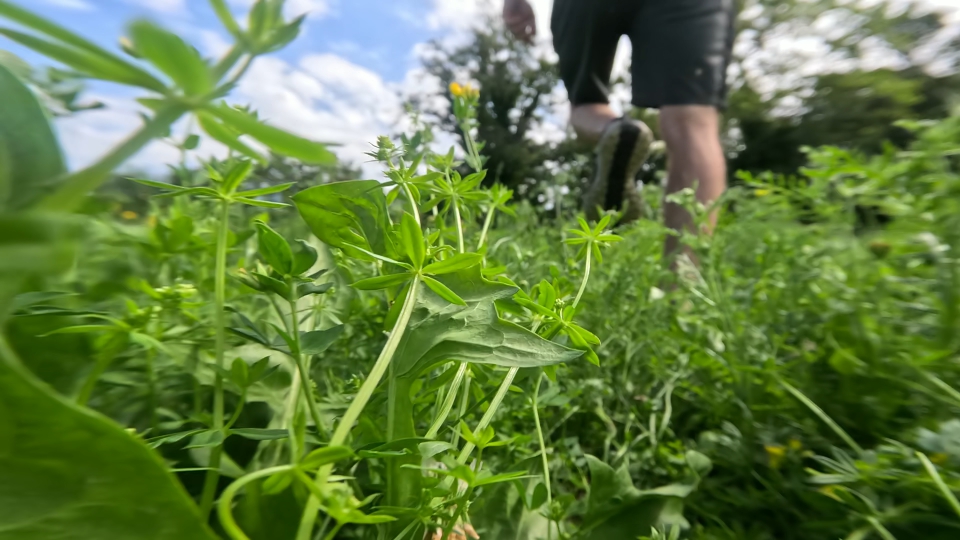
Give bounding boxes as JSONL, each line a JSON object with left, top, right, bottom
{"left": 423, "top": 276, "right": 466, "bottom": 306}
{"left": 422, "top": 253, "right": 483, "bottom": 276}
{"left": 209, "top": 104, "right": 336, "bottom": 164}
{"left": 352, "top": 273, "right": 412, "bottom": 291}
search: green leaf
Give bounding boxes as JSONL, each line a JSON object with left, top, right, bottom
{"left": 580, "top": 455, "right": 698, "bottom": 540}
{"left": 229, "top": 357, "right": 249, "bottom": 387}
{"left": 128, "top": 20, "right": 211, "bottom": 96}
{"left": 299, "top": 325, "right": 344, "bottom": 356}
{"left": 352, "top": 273, "right": 411, "bottom": 291}
{"left": 183, "top": 134, "right": 200, "bottom": 150}
{"left": 300, "top": 445, "right": 354, "bottom": 470}
{"left": 0, "top": 1, "right": 164, "bottom": 91}
{"left": 422, "top": 253, "right": 483, "bottom": 276}
{"left": 293, "top": 180, "right": 396, "bottom": 262}
{"left": 209, "top": 104, "right": 336, "bottom": 164}
{"left": 255, "top": 221, "right": 294, "bottom": 275}
{"left": 291, "top": 240, "right": 318, "bottom": 276}
{"left": 393, "top": 267, "right": 582, "bottom": 379}
{"left": 229, "top": 428, "right": 288, "bottom": 441}
{"left": 234, "top": 197, "right": 288, "bottom": 208}
{"left": 195, "top": 111, "right": 266, "bottom": 164}
{"left": 474, "top": 471, "right": 532, "bottom": 487}
{"left": 0, "top": 355, "right": 216, "bottom": 539}
{"left": 0, "top": 62, "right": 65, "bottom": 211}
{"left": 422, "top": 276, "right": 466, "bottom": 306}
{"left": 418, "top": 441, "right": 454, "bottom": 459}
{"left": 234, "top": 182, "right": 296, "bottom": 198}
{"left": 220, "top": 160, "right": 253, "bottom": 194}
{"left": 398, "top": 212, "right": 424, "bottom": 267}
{"left": 0, "top": 28, "right": 153, "bottom": 91}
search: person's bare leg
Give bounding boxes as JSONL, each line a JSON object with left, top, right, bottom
{"left": 570, "top": 103, "right": 619, "bottom": 145}
{"left": 659, "top": 105, "right": 726, "bottom": 266}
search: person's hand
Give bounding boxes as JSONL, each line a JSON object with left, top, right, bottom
{"left": 429, "top": 523, "right": 479, "bottom": 540}
{"left": 503, "top": 0, "right": 536, "bottom": 43}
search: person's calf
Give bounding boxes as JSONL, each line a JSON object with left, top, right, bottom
{"left": 659, "top": 105, "right": 727, "bottom": 267}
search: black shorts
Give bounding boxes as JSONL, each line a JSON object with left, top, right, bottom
{"left": 551, "top": 0, "right": 736, "bottom": 109}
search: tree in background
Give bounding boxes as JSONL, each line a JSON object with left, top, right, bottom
{"left": 412, "top": 0, "right": 960, "bottom": 210}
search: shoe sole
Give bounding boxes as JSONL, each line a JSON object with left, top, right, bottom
{"left": 584, "top": 119, "right": 654, "bottom": 223}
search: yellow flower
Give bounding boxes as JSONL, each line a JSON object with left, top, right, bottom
{"left": 931, "top": 453, "right": 949, "bottom": 465}
{"left": 754, "top": 189, "right": 771, "bottom": 197}
{"left": 788, "top": 438, "right": 803, "bottom": 451}
{"left": 121, "top": 210, "right": 138, "bottom": 220}
{"left": 765, "top": 444, "right": 786, "bottom": 469}
{"left": 449, "top": 81, "right": 479, "bottom": 99}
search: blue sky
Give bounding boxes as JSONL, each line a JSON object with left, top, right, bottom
{"left": 7, "top": 0, "right": 546, "bottom": 173}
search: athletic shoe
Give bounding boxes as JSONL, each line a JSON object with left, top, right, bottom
{"left": 582, "top": 117, "right": 654, "bottom": 223}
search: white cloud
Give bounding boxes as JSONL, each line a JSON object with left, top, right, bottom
{"left": 41, "top": 0, "right": 95, "bottom": 11}
{"left": 231, "top": 54, "right": 403, "bottom": 170}
{"left": 56, "top": 52, "right": 403, "bottom": 177}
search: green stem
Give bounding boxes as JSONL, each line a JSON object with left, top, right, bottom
{"left": 572, "top": 247, "right": 591, "bottom": 310}
{"left": 218, "top": 465, "right": 293, "bottom": 540}
{"left": 288, "top": 287, "right": 326, "bottom": 440}
{"left": 452, "top": 201, "right": 465, "bottom": 254}
{"left": 403, "top": 183, "right": 421, "bottom": 226}
{"left": 532, "top": 373, "right": 553, "bottom": 539}
{"left": 477, "top": 205, "right": 496, "bottom": 251}
{"left": 426, "top": 362, "right": 469, "bottom": 439}
{"left": 451, "top": 369, "right": 471, "bottom": 447}
{"left": 866, "top": 517, "right": 897, "bottom": 540}
{"left": 455, "top": 367, "right": 518, "bottom": 464}
{"left": 917, "top": 451, "right": 960, "bottom": 519}
{"left": 76, "top": 334, "right": 125, "bottom": 406}
{"left": 199, "top": 198, "right": 232, "bottom": 517}
{"left": 295, "top": 277, "right": 421, "bottom": 540}
{"left": 322, "top": 522, "right": 344, "bottom": 540}
{"left": 38, "top": 105, "right": 187, "bottom": 212}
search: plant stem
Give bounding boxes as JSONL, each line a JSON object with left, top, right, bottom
{"left": 199, "top": 198, "right": 232, "bottom": 517}
{"left": 455, "top": 367, "right": 518, "bottom": 464}
{"left": 322, "top": 523, "right": 344, "bottom": 540}
{"left": 38, "top": 105, "right": 187, "bottom": 212}
{"left": 403, "top": 183, "right": 421, "bottom": 226}
{"left": 451, "top": 368, "right": 471, "bottom": 447}
{"left": 289, "top": 287, "right": 326, "bottom": 440}
{"left": 426, "top": 362, "right": 469, "bottom": 439}
{"left": 532, "top": 373, "right": 553, "bottom": 539}
{"left": 295, "top": 278, "right": 421, "bottom": 540}
{"left": 916, "top": 451, "right": 960, "bottom": 519}
{"left": 218, "top": 465, "right": 293, "bottom": 540}
{"left": 477, "top": 205, "right": 496, "bottom": 251}
{"left": 452, "top": 201, "right": 465, "bottom": 254}
{"left": 572, "top": 247, "right": 591, "bottom": 310}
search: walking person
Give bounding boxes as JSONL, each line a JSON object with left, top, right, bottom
{"left": 504, "top": 0, "right": 736, "bottom": 262}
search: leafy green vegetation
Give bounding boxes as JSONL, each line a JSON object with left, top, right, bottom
{"left": 2, "top": 1, "right": 960, "bottom": 540}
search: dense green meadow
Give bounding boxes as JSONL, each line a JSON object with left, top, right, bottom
{"left": 2, "top": 1, "right": 960, "bottom": 540}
